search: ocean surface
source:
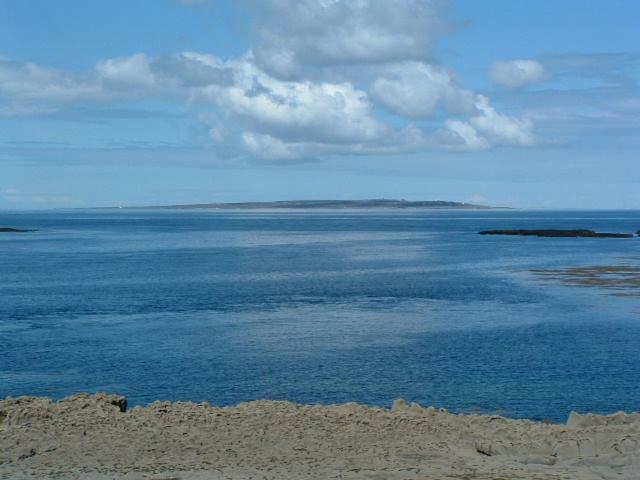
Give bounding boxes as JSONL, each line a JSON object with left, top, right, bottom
{"left": 1, "top": 209, "right": 640, "bottom": 421}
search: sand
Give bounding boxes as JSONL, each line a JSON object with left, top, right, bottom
{"left": 1, "top": 393, "right": 639, "bottom": 480}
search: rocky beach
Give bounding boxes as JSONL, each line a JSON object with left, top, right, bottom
{"left": 1, "top": 393, "right": 639, "bottom": 480}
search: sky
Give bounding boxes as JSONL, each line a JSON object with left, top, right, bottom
{"left": 1, "top": 0, "right": 639, "bottom": 209}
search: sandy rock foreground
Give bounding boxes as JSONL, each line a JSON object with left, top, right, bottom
{"left": 1, "top": 393, "right": 639, "bottom": 480}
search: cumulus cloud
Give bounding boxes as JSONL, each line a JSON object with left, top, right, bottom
{"left": 249, "top": 0, "right": 451, "bottom": 78}
{"left": 489, "top": 59, "right": 546, "bottom": 89}
{"left": 443, "top": 95, "right": 534, "bottom": 150}
{"left": 0, "top": 52, "right": 392, "bottom": 158}
{"left": 200, "top": 60, "right": 386, "bottom": 145}
{"left": 0, "top": 52, "right": 538, "bottom": 159}
{"left": 240, "top": 124, "right": 429, "bottom": 161}
{"left": 1, "top": 1, "right": 547, "bottom": 162}
{"left": 443, "top": 119, "right": 489, "bottom": 150}
{"left": 471, "top": 95, "right": 534, "bottom": 145}
{"left": 241, "top": 132, "right": 310, "bottom": 161}
{"left": 371, "top": 61, "right": 474, "bottom": 117}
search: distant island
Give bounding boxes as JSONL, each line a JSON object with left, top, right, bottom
{"left": 111, "top": 199, "right": 497, "bottom": 210}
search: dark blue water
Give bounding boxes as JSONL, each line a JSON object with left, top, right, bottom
{"left": 1, "top": 209, "right": 640, "bottom": 421}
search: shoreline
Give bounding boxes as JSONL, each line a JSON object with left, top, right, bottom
{"left": 1, "top": 393, "right": 639, "bottom": 479}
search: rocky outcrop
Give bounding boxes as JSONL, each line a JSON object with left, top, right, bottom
{"left": 1, "top": 393, "right": 639, "bottom": 479}
{"left": 567, "top": 410, "right": 640, "bottom": 428}
{"left": 479, "top": 229, "right": 634, "bottom": 238}
{"left": 0, "top": 227, "right": 36, "bottom": 233}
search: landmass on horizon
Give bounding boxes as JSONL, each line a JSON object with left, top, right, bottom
{"left": 103, "top": 199, "right": 501, "bottom": 210}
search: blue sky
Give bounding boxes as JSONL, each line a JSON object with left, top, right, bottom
{"left": 1, "top": 0, "right": 639, "bottom": 209}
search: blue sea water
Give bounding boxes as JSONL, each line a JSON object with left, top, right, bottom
{"left": 1, "top": 209, "right": 639, "bottom": 421}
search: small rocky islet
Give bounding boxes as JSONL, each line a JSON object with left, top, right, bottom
{"left": 479, "top": 229, "right": 638, "bottom": 238}
{"left": 0, "top": 227, "right": 36, "bottom": 233}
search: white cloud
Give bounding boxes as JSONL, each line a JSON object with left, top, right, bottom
{"left": 371, "top": 61, "right": 474, "bottom": 117}
{"left": 241, "top": 132, "right": 304, "bottom": 161}
{"left": 471, "top": 95, "right": 534, "bottom": 145}
{"left": 240, "top": 124, "right": 429, "bottom": 161}
{"left": 0, "top": 53, "right": 229, "bottom": 110}
{"left": 0, "top": 53, "right": 389, "bottom": 155}
{"left": 489, "top": 59, "right": 546, "bottom": 89}
{"left": 443, "top": 95, "right": 534, "bottom": 150}
{"left": 2, "top": 0, "right": 549, "bottom": 164}
{"left": 443, "top": 119, "right": 489, "bottom": 150}
{"left": 96, "top": 54, "right": 155, "bottom": 88}
{"left": 0, "top": 60, "right": 99, "bottom": 100}
{"left": 0, "top": 55, "right": 160, "bottom": 104}
{"left": 201, "top": 60, "right": 386, "bottom": 145}
{"left": 0, "top": 52, "right": 539, "bottom": 159}
{"left": 8, "top": 2, "right": 639, "bottom": 166}
{"left": 250, "top": 0, "right": 451, "bottom": 78}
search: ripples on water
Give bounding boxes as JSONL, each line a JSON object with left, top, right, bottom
{"left": 1, "top": 209, "right": 640, "bottom": 421}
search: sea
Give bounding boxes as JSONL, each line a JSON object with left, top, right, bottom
{"left": 1, "top": 209, "right": 639, "bottom": 422}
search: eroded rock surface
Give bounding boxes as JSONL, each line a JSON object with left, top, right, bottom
{"left": 1, "top": 393, "right": 639, "bottom": 479}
